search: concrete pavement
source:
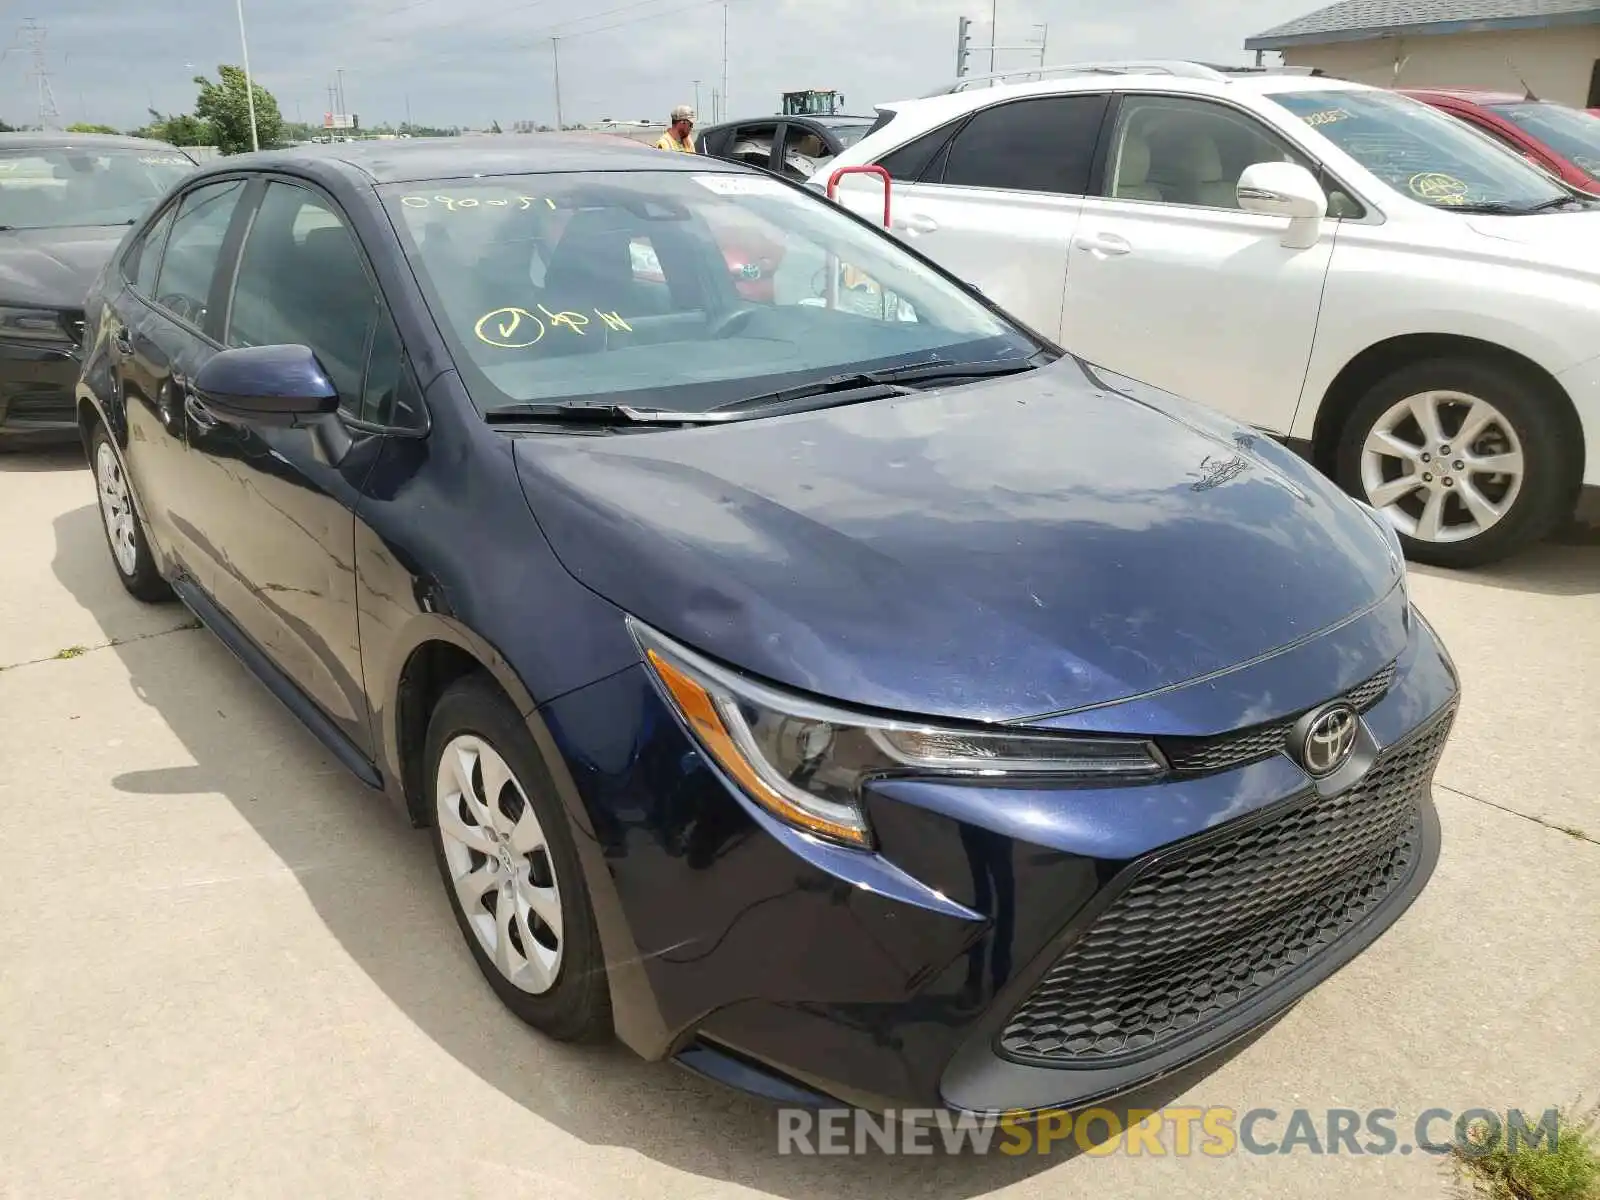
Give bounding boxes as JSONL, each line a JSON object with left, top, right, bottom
{"left": 1, "top": 449, "right": 1596, "bottom": 1199}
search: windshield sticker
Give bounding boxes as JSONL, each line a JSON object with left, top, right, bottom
{"left": 473, "top": 304, "right": 633, "bottom": 348}
{"left": 1301, "top": 108, "right": 1353, "bottom": 129}
{"left": 1408, "top": 172, "right": 1469, "bottom": 204}
{"left": 690, "top": 174, "right": 790, "bottom": 197}
{"left": 399, "top": 194, "right": 556, "bottom": 211}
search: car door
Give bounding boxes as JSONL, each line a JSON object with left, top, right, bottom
{"left": 1061, "top": 93, "right": 1337, "bottom": 433}
{"left": 108, "top": 176, "right": 252, "bottom": 583}
{"left": 192, "top": 177, "right": 412, "bottom": 757}
{"left": 851, "top": 93, "right": 1110, "bottom": 340}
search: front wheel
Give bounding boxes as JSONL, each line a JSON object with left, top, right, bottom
{"left": 1335, "top": 358, "right": 1575, "bottom": 568}
{"left": 425, "top": 675, "right": 612, "bottom": 1042}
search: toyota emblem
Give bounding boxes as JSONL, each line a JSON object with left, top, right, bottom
{"left": 1295, "top": 704, "right": 1359, "bottom": 777}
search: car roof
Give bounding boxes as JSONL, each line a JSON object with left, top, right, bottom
{"left": 0, "top": 131, "right": 191, "bottom": 154}
{"left": 879, "top": 69, "right": 1374, "bottom": 119}
{"left": 1399, "top": 86, "right": 1530, "bottom": 105}
{"left": 200, "top": 132, "right": 747, "bottom": 185}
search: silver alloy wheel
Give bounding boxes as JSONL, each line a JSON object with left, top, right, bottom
{"left": 436, "top": 734, "right": 565, "bottom": 994}
{"left": 1359, "top": 389, "right": 1525, "bottom": 545}
{"left": 95, "top": 440, "right": 140, "bottom": 577}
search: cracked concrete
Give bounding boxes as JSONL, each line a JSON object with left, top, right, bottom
{"left": 1, "top": 450, "right": 1595, "bottom": 1200}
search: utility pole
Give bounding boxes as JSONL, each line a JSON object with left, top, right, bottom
{"left": 989, "top": 0, "right": 998, "bottom": 72}
{"left": 693, "top": 79, "right": 700, "bottom": 118}
{"left": 22, "top": 20, "right": 60, "bottom": 131}
{"left": 336, "top": 67, "right": 346, "bottom": 117}
{"left": 720, "top": 2, "right": 729, "bottom": 124}
{"left": 551, "top": 38, "right": 563, "bottom": 130}
{"left": 955, "top": 15, "right": 971, "bottom": 77}
{"left": 405, "top": 93, "right": 412, "bottom": 129}
{"left": 1029, "top": 21, "right": 1047, "bottom": 68}
{"left": 237, "top": 0, "right": 260, "bottom": 150}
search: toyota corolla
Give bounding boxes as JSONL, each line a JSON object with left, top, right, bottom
{"left": 75, "top": 135, "right": 1458, "bottom": 1115}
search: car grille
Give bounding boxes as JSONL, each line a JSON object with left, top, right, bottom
{"left": 1160, "top": 660, "right": 1397, "bottom": 776}
{"left": 997, "top": 704, "right": 1453, "bottom": 1067}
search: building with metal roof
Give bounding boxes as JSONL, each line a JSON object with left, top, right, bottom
{"left": 1245, "top": 0, "right": 1600, "bottom": 107}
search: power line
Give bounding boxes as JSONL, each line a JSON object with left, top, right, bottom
{"left": 22, "top": 19, "right": 60, "bottom": 131}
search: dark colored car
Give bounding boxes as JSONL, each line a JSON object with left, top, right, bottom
{"left": 696, "top": 113, "right": 878, "bottom": 180}
{"left": 1400, "top": 88, "right": 1600, "bottom": 195}
{"left": 77, "top": 135, "right": 1459, "bottom": 1116}
{"left": 0, "top": 133, "right": 193, "bottom": 447}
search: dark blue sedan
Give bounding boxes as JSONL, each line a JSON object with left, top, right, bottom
{"left": 75, "top": 134, "right": 1458, "bottom": 1116}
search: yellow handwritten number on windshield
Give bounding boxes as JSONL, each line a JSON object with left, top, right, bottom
{"left": 474, "top": 307, "right": 546, "bottom": 349}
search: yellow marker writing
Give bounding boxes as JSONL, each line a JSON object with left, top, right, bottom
{"left": 593, "top": 309, "right": 632, "bottom": 333}
{"left": 539, "top": 305, "right": 589, "bottom": 336}
{"left": 473, "top": 307, "right": 546, "bottom": 349}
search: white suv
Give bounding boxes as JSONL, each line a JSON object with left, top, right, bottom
{"left": 816, "top": 62, "right": 1600, "bottom": 567}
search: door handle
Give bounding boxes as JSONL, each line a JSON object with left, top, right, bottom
{"left": 1075, "top": 232, "right": 1132, "bottom": 257}
{"left": 111, "top": 327, "right": 134, "bottom": 356}
{"left": 895, "top": 212, "right": 939, "bottom": 235}
{"left": 183, "top": 390, "right": 218, "bottom": 430}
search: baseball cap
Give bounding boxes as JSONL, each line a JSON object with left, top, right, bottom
{"left": 671, "top": 105, "right": 696, "bottom": 123}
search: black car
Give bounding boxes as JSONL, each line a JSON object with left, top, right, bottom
{"left": 77, "top": 136, "right": 1455, "bottom": 1117}
{"left": 696, "top": 113, "right": 879, "bottom": 180}
{"left": 0, "top": 133, "right": 194, "bottom": 448}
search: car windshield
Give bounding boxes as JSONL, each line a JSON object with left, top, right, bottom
{"left": 382, "top": 169, "right": 1040, "bottom": 418}
{"left": 1272, "top": 89, "right": 1571, "bottom": 211}
{"left": 0, "top": 146, "right": 193, "bottom": 230}
{"left": 1486, "top": 101, "right": 1600, "bottom": 177}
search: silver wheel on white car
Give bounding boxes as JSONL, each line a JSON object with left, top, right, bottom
{"left": 1336, "top": 357, "right": 1574, "bottom": 569}
{"left": 1359, "top": 389, "right": 1525, "bottom": 545}
{"left": 435, "top": 733, "right": 565, "bottom": 995}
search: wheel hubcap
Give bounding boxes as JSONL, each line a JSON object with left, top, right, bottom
{"left": 1359, "top": 389, "right": 1525, "bottom": 545}
{"left": 436, "top": 734, "right": 564, "bottom": 994}
{"left": 95, "top": 441, "right": 139, "bottom": 576}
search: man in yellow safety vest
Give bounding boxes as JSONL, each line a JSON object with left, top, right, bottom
{"left": 656, "top": 105, "right": 696, "bottom": 153}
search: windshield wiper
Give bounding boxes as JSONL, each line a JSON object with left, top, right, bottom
{"left": 1446, "top": 197, "right": 1592, "bottom": 215}
{"left": 482, "top": 401, "right": 735, "bottom": 426}
{"left": 708, "top": 356, "right": 1041, "bottom": 416}
{"left": 1522, "top": 195, "right": 1594, "bottom": 213}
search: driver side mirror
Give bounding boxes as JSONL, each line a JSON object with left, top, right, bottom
{"left": 194, "top": 344, "right": 353, "bottom": 465}
{"left": 1237, "top": 162, "right": 1328, "bottom": 250}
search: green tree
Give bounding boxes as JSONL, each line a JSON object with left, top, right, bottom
{"left": 193, "top": 65, "right": 283, "bottom": 155}
{"left": 489, "top": 119, "right": 502, "bottom": 134}
{"left": 67, "top": 122, "right": 120, "bottom": 134}
{"left": 133, "top": 108, "right": 213, "bottom": 147}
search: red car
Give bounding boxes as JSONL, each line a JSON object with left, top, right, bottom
{"left": 1400, "top": 88, "right": 1600, "bottom": 195}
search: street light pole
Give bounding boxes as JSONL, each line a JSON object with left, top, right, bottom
{"left": 551, "top": 38, "right": 564, "bottom": 130}
{"left": 236, "top": 0, "right": 260, "bottom": 151}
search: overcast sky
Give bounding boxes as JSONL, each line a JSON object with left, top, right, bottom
{"left": 7, "top": 0, "right": 1318, "bottom": 131}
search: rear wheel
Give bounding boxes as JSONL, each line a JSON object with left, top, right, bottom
{"left": 425, "top": 674, "right": 612, "bottom": 1042}
{"left": 91, "top": 423, "right": 171, "bottom": 602}
{"left": 1335, "top": 358, "right": 1574, "bottom": 568}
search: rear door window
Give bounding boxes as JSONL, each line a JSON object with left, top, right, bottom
{"left": 938, "top": 95, "right": 1110, "bottom": 194}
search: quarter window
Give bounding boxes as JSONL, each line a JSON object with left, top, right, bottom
{"left": 939, "top": 95, "right": 1109, "bottom": 194}
{"left": 129, "top": 203, "right": 176, "bottom": 295}
{"left": 151, "top": 178, "right": 247, "bottom": 328}
{"left": 875, "top": 123, "right": 960, "bottom": 182}
{"left": 227, "top": 181, "right": 379, "bottom": 415}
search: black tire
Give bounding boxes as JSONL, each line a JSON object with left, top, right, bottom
{"left": 1334, "top": 357, "right": 1575, "bottom": 569}
{"left": 425, "top": 674, "right": 612, "bottom": 1043}
{"left": 89, "top": 422, "right": 172, "bottom": 602}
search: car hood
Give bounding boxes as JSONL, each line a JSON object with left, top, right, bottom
{"left": 512, "top": 358, "right": 1403, "bottom": 724}
{"left": 0, "top": 225, "right": 127, "bottom": 309}
{"left": 1466, "top": 209, "right": 1600, "bottom": 254}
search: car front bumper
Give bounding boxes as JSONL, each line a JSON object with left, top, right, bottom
{"left": 538, "top": 605, "right": 1459, "bottom": 1116}
{"left": 0, "top": 340, "right": 81, "bottom": 445}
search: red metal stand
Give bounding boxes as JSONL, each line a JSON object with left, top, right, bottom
{"left": 826, "top": 165, "right": 892, "bottom": 228}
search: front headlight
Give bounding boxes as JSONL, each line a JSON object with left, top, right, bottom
{"left": 631, "top": 619, "right": 1167, "bottom": 849}
{"left": 0, "top": 305, "right": 71, "bottom": 343}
